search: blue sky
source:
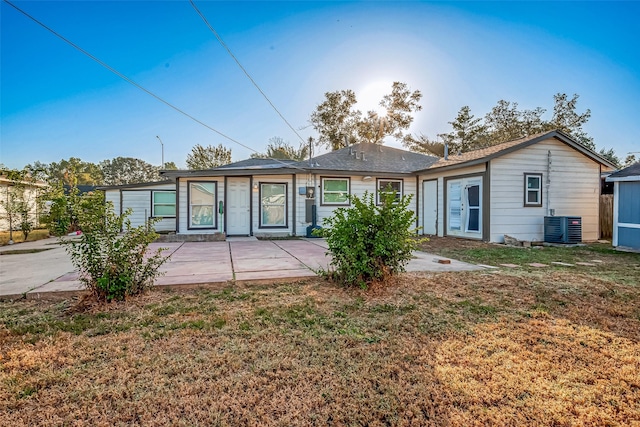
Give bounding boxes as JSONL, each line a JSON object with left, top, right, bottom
{"left": 2, "top": 0, "right": 639, "bottom": 169}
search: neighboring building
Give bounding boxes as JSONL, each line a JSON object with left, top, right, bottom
{"left": 606, "top": 162, "right": 640, "bottom": 251}
{"left": 0, "top": 175, "right": 47, "bottom": 232}
{"left": 100, "top": 130, "right": 615, "bottom": 243}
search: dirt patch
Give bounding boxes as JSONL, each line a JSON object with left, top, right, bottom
{"left": 417, "top": 235, "right": 493, "bottom": 252}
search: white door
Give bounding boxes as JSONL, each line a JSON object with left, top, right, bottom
{"left": 422, "top": 180, "right": 437, "bottom": 235}
{"left": 227, "top": 177, "right": 251, "bottom": 235}
{"left": 447, "top": 177, "right": 482, "bottom": 239}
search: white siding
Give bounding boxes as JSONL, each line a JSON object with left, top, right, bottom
{"left": 109, "top": 183, "right": 176, "bottom": 232}
{"left": 104, "top": 190, "right": 121, "bottom": 215}
{"left": 490, "top": 138, "right": 601, "bottom": 242}
{"left": 309, "top": 174, "right": 418, "bottom": 231}
{"left": 0, "top": 184, "right": 42, "bottom": 231}
{"left": 121, "top": 191, "right": 152, "bottom": 228}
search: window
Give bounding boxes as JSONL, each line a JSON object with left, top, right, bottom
{"left": 377, "top": 179, "right": 403, "bottom": 204}
{"left": 260, "top": 183, "right": 287, "bottom": 227}
{"left": 189, "top": 182, "right": 216, "bottom": 228}
{"left": 449, "top": 182, "right": 462, "bottom": 231}
{"left": 322, "top": 178, "right": 350, "bottom": 205}
{"left": 152, "top": 191, "right": 176, "bottom": 217}
{"left": 524, "top": 173, "right": 542, "bottom": 207}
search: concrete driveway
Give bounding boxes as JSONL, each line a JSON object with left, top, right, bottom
{"left": 0, "top": 237, "right": 482, "bottom": 299}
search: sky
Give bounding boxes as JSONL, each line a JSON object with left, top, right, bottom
{"left": 1, "top": 0, "right": 639, "bottom": 170}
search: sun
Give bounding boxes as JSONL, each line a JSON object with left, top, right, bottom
{"left": 357, "top": 80, "right": 393, "bottom": 116}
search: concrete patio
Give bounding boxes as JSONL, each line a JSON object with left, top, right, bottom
{"left": 0, "top": 237, "right": 482, "bottom": 299}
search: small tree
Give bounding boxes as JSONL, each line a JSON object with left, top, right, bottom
{"left": 321, "top": 189, "right": 417, "bottom": 288}
{"left": 0, "top": 169, "right": 40, "bottom": 241}
{"left": 62, "top": 192, "right": 169, "bottom": 302}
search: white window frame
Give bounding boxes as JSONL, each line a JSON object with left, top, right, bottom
{"left": 188, "top": 181, "right": 217, "bottom": 229}
{"left": 377, "top": 179, "right": 403, "bottom": 205}
{"left": 321, "top": 177, "right": 350, "bottom": 205}
{"left": 152, "top": 190, "right": 176, "bottom": 218}
{"left": 259, "top": 183, "right": 287, "bottom": 228}
{"left": 524, "top": 173, "right": 543, "bottom": 207}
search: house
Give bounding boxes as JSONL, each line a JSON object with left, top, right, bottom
{"left": 606, "top": 162, "right": 640, "bottom": 251}
{"left": 100, "top": 130, "right": 615, "bottom": 243}
{"left": 0, "top": 175, "right": 47, "bottom": 232}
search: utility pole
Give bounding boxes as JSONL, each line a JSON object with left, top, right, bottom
{"left": 156, "top": 136, "right": 165, "bottom": 169}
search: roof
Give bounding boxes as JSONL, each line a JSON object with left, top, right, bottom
{"left": 215, "top": 158, "right": 298, "bottom": 170}
{"left": 96, "top": 180, "right": 174, "bottom": 190}
{"left": 606, "top": 162, "right": 640, "bottom": 182}
{"left": 161, "top": 143, "right": 438, "bottom": 178}
{"left": 416, "top": 130, "right": 616, "bottom": 173}
{"left": 0, "top": 175, "right": 48, "bottom": 188}
{"left": 298, "top": 143, "right": 438, "bottom": 174}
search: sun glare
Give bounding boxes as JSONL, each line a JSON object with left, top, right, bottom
{"left": 357, "top": 80, "right": 393, "bottom": 116}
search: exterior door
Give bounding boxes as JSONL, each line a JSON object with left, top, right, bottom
{"left": 226, "top": 177, "right": 251, "bottom": 235}
{"left": 447, "top": 177, "right": 482, "bottom": 239}
{"left": 422, "top": 180, "right": 437, "bottom": 235}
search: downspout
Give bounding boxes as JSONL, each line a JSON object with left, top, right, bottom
{"left": 415, "top": 175, "right": 420, "bottom": 233}
{"left": 546, "top": 150, "right": 552, "bottom": 216}
{"left": 175, "top": 177, "right": 180, "bottom": 234}
{"left": 292, "top": 173, "right": 296, "bottom": 236}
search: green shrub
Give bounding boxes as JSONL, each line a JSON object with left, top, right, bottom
{"left": 62, "top": 192, "right": 169, "bottom": 302}
{"left": 320, "top": 189, "right": 418, "bottom": 288}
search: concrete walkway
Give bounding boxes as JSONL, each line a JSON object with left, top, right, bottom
{"left": 0, "top": 237, "right": 481, "bottom": 299}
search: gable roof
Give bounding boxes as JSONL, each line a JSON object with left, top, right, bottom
{"left": 298, "top": 143, "right": 438, "bottom": 174}
{"left": 607, "top": 162, "right": 640, "bottom": 182}
{"left": 416, "top": 130, "right": 616, "bottom": 173}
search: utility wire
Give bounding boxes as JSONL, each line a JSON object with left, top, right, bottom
{"left": 189, "top": 0, "right": 308, "bottom": 146}
{"left": 3, "top": 0, "right": 308, "bottom": 171}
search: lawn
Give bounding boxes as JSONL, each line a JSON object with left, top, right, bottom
{"left": 0, "top": 229, "right": 50, "bottom": 246}
{"left": 1, "top": 243, "right": 639, "bottom": 425}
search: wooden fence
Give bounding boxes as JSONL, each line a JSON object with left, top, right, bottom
{"left": 600, "top": 194, "right": 613, "bottom": 239}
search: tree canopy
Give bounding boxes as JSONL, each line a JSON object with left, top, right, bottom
{"left": 186, "top": 144, "right": 232, "bottom": 170}
{"left": 405, "top": 93, "right": 602, "bottom": 156}
{"left": 310, "top": 82, "right": 422, "bottom": 150}
{"left": 100, "top": 157, "right": 160, "bottom": 185}
{"left": 251, "top": 137, "right": 309, "bottom": 161}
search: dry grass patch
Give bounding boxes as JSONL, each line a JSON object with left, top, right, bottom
{"left": 1, "top": 271, "right": 639, "bottom": 426}
{"left": 0, "top": 229, "right": 50, "bottom": 246}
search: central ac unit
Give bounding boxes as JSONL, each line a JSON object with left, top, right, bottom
{"left": 544, "top": 216, "right": 582, "bottom": 244}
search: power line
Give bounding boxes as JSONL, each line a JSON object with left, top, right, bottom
{"left": 189, "top": 0, "right": 308, "bottom": 146}
{"left": 2, "top": 0, "right": 308, "bottom": 171}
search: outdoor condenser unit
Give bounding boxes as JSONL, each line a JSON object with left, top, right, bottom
{"left": 544, "top": 216, "right": 582, "bottom": 244}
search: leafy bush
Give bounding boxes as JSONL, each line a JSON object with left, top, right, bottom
{"left": 321, "top": 189, "right": 418, "bottom": 288}
{"left": 63, "top": 192, "right": 169, "bottom": 302}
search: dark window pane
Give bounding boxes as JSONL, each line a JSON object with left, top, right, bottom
{"left": 468, "top": 209, "right": 479, "bottom": 231}
{"left": 467, "top": 185, "right": 479, "bottom": 207}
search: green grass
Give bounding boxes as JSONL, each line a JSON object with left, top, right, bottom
{"left": 422, "top": 243, "right": 640, "bottom": 285}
